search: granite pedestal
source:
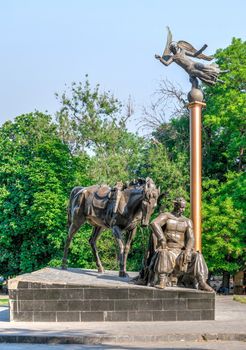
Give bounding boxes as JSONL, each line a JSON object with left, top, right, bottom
{"left": 8, "top": 268, "right": 215, "bottom": 322}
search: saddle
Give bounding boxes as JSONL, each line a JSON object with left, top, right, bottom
{"left": 92, "top": 185, "right": 112, "bottom": 209}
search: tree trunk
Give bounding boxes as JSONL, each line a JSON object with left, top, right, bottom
{"left": 222, "top": 270, "right": 230, "bottom": 292}
{"left": 238, "top": 147, "right": 244, "bottom": 172}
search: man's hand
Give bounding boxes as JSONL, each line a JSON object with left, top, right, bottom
{"left": 155, "top": 54, "right": 161, "bottom": 60}
{"left": 183, "top": 249, "right": 192, "bottom": 264}
{"left": 159, "top": 239, "right": 166, "bottom": 249}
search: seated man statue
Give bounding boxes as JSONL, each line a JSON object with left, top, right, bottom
{"left": 136, "top": 197, "right": 213, "bottom": 292}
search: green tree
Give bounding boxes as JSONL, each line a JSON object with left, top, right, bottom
{"left": 0, "top": 112, "right": 90, "bottom": 277}
{"left": 152, "top": 115, "right": 190, "bottom": 188}
{"left": 142, "top": 79, "right": 190, "bottom": 185}
{"left": 137, "top": 142, "right": 189, "bottom": 212}
{"left": 202, "top": 172, "right": 246, "bottom": 285}
{"left": 203, "top": 38, "right": 246, "bottom": 179}
{"left": 55, "top": 78, "right": 144, "bottom": 184}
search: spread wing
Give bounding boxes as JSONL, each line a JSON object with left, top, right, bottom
{"left": 162, "top": 26, "right": 172, "bottom": 61}
{"left": 177, "top": 40, "right": 214, "bottom": 61}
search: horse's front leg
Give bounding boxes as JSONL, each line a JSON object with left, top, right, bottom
{"left": 123, "top": 227, "right": 137, "bottom": 275}
{"left": 112, "top": 226, "right": 126, "bottom": 277}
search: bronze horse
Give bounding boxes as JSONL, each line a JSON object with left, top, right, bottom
{"left": 62, "top": 178, "right": 159, "bottom": 277}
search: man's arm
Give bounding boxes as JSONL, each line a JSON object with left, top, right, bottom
{"left": 150, "top": 213, "right": 168, "bottom": 247}
{"left": 194, "top": 44, "right": 208, "bottom": 57}
{"left": 155, "top": 54, "right": 173, "bottom": 66}
{"left": 178, "top": 219, "right": 195, "bottom": 265}
{"left": 185, "top": 219, "right": 195, "bottom": 251}
{"left": 185, "top": 44, "right": 208, "bottom": 57}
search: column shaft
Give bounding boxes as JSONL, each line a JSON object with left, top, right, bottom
{"left": 188, "top": 101, "right": 206, "bottom": 252}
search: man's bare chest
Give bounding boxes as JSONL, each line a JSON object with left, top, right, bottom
{"left": 166, "top": 218, "right": 188, "bottom": 233}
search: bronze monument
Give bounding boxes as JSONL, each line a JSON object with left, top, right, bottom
{"left": 62, "top": 178, "right": 160, "bottom": 277}
{"left": 8, "top": 27, "right": 216, "bottom": 325}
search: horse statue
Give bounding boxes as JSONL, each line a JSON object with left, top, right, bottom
{"left": 62, "top": 177, "right": 160, "bottom": 277}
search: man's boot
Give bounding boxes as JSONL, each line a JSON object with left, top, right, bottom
{"left": 155, "top": 273, "right": 168, "bottom": 289}
{"left": 197, "top": 276, "right": 214, "bottom": 292}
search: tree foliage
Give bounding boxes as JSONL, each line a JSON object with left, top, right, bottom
{"left": 203, "top": 38, "right": 246, "bottom": 179}
{"left": 202, "top": 172, "right": 245, "bottom": 274}
{"left": 0, "top": 113, "right": 84, "bottom": 276}
{"left": 55, "top": 78, "right": 144, "bottom": 184}
{"left": 136, "top": 142, "right": 188, "bottom": 212}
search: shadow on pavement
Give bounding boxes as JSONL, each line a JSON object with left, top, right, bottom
{"left": 0, "top": 307, "right": 9, "bottom": 322}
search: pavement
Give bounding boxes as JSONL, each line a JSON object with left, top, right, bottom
{"left": 0, "top": 296, "right": 245, "bottom": 346}
{"left": 0, "top": 342, "right": 246, "bottom": 350}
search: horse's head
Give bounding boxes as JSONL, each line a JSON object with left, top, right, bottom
{"left": 141, "top": 177, "right": 160, "bottom": 227}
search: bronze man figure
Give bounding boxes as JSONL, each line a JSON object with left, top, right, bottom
{"left": 137, "top": 197, "right": 213, "bottom": 292}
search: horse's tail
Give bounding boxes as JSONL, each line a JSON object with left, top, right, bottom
{"left": 67, "top": 186, "right": 84, "bottom": 228}
{"left": 67, "top": 204, "right": 72, "bottom": 228}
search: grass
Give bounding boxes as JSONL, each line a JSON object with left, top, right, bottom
{"left": 0, "top": 298, "right": 9, "bottom": 306}
{"left": 233, "top": 295, "right": 246, "bottom": 304}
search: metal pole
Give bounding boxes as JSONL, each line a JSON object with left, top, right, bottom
{"left": 188, "top": 101, "right": 206, "bottom": 252}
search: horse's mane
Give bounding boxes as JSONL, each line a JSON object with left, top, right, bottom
{"left": 128, "top": 178, "right": 147, "bottom": 189}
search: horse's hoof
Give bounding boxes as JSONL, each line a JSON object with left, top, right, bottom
{"left": 154, "top": 284, "right": 165, "bottom": 289}
{"left": 154, "top": 280, "right": 166, "bottom": 289}
{"left": 61, "top": 265, "right": 67, "bottom": 270}
{"left": 134, "top": 279, "right": 146, "bottom": 285}
{"left": 98, "top": 268, "right": 105, "bottom": 273}
{"left": 119, "top": 271, "right": 129, "bottom": 278}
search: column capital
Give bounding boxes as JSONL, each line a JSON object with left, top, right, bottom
{"left": 187, "top": 101, "right": 206, "bottom": 109}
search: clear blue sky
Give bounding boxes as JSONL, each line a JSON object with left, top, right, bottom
{"left": 0, "top": 0, "right": 245, "bottom": 128}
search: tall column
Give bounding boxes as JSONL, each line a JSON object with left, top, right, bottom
{"left": 188, "top": 101, "right": 206, "bottom": 252}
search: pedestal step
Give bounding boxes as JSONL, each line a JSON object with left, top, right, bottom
{"left": 8, "top": 268, "right": 215, "bottom": 322}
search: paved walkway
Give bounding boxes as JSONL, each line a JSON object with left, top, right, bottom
{"left": 0, "top": 296, "right": 245, "bottom": 345}
{"left": 0, "top": 341, "right": 246, "bottom": 350}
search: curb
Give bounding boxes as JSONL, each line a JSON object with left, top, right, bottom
{"left": 0, "top": 333, "right": 245, "bottom": 344}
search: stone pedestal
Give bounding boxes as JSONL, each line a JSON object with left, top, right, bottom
{"left": 8, "top": 268, "right": 215, "bottom": 322}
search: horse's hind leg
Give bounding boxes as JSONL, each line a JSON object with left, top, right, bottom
{"left": 62, "top": 219, "right": 84, "bottom": 270}
{"left": 89, "top": 226, "right": 104, "bottom": 273}
{"left": 123, "top": 227, "right": 137, "bottom": 276}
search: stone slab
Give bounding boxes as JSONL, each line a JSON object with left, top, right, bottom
{"left": 8, "top": 267, "right": 215, "bottom": 322}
